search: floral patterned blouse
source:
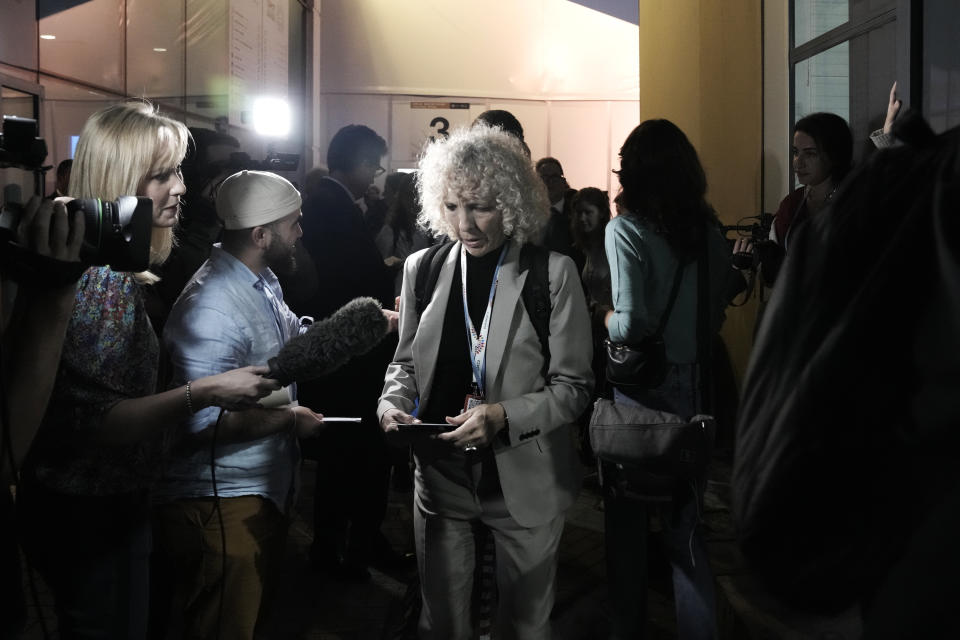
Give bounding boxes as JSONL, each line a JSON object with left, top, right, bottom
{"left": 25, "top": 266, "right": 162, "bottom": 496}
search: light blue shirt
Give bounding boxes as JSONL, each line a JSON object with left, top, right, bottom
{"left": 158, "top": 245, "right": 308, "bottom": 510}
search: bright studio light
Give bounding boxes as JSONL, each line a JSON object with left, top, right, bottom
{"left": 251, "top": 97, "right": 291, "bottom": 138}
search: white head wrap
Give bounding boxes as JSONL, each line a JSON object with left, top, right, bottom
{"left": 217, "top": 170, "right": 301, "bottom": 230}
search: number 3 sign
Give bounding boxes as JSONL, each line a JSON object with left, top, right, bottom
{"left": 411, "top": 102, "right": 471, "bottom": 153}
{"left": 428, "top": 116, "right": 450, "bottom": 142}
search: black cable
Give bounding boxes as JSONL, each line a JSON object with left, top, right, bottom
{"left": 0, "top": 334, "right": 17, "bottom": 479}
{"left": 728, "top": 268, "right": 758, "bottom": 308}
{"left": 210, "top": 407, "right": 226, "bottom": 640}
{"left": 22, "top": 550, "right": 51, "bottom": 639}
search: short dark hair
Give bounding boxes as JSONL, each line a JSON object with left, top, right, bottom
{"left": 473, "top": 110, "right": 524, "bottom": 141}
{"left": 535, "top": 157, "right": 563, "bottom": 174}
{"left": 794, "top": 112, "right": 854, "bottom": 183}
{"left": 56, "top": 158, "right": 73, "bottom": 182}
{"left": 187, "top": 127, "right": 240, "bottom": 163}
{"left": 327, "top": 124, "right": 387, "bottom": 173}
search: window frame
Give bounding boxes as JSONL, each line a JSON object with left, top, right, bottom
{"left": 787, "top": 0, "right": 919, "bottom": 181}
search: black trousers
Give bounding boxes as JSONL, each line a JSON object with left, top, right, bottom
{"left": 16, "top": 478, "right": 151, "bottom": 640}
{"left": 299, "top": 340, "right": 395, "bottom": 565}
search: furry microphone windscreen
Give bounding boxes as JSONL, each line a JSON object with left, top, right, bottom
{"left": 267, "top": 296, "right": 387, "bottom": 385}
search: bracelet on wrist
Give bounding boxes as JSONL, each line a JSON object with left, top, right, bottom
{"left": 185, "top": 380, "right": 195, "bottom": 415}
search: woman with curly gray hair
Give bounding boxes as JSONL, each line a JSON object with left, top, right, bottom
{"left": 416, "top": 123, "right": 548, "bottom": 246}
{"left": 378, "top": 123, "right": 594, "bottom": 639}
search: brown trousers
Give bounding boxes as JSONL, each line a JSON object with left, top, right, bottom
{"left": 153, "top": 495, "right": 288, "bottom": 640}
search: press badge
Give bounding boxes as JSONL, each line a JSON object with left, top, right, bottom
{"left": 463, "top": 388, "right": 484, "bottom": 413}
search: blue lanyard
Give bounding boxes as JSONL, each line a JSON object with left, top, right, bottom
{"left": 460, "top": 243, "right": 508, "bottom": 398}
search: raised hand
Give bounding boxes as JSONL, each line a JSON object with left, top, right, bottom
{"left": 884, "top": 81, "right": 902, "bottom": 134}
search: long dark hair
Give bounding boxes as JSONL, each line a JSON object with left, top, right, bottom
{"left": 387, "top": 172, "right": 419, "bottom": 252}
{"left": 615, "top": 119, "right": 717, "bottom": 258}
{"left": 794, "top": 112, "right": 854, "bottom": 183}
{"left": 570, "top": 187, "right": 611, "bottom": 250}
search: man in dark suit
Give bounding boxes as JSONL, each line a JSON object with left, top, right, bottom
{"left": 286, "top": 124, "right": 404, "bottom": 580}
{"left": 535, "top": 156, "right": 584, "bottom": 273}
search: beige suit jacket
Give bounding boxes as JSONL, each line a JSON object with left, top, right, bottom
{"left": 377, "top": 240, "right": 594, "bottom": 528}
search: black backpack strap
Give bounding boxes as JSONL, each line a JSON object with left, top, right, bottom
{"left": 414, "top": 241, "right": 455, "bottom": 318}
{"left": 518, "top": 243, "right": 552, "bottom": 374}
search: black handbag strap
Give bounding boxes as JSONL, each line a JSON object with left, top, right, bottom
{"left": 652, "top": 261, "right": 686, "bottom": 339}
{"left": 696, "top": 228, "right": 712, "bottom": 414}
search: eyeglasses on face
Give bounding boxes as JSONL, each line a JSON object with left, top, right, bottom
{"left": 363, "top": 159, "right": 386, "bottom": 176}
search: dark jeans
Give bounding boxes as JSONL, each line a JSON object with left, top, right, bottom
{"left": 602, "top": 482, "right": 716, "bottom": 640}
{"left": 17, "top": 478, "right": 151, "bottom": 639}
{"left": 602, "top": 380, "right": 717, "bottom": 640}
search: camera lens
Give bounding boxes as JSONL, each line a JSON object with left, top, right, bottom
{"left": 67, "top": 197, "right": 154, "bottom": 271}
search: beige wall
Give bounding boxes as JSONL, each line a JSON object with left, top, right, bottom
{"left": 763, "top": 0, "right": 791, "bottom": 213}
{"left": 636, "top": 0, "right": 763, "bottom": 385}
{"left": 315, "top": 0, "right": 641, "bottom": 201}
{"left": 319, "top": 0, "right": 640, "bottom": 100}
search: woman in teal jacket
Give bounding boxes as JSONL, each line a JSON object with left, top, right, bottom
{"left": 602, "top": 119, "right": 733, "bottom": 640}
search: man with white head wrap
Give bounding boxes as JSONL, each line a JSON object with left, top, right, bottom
{"left": 155, "top": 170, "right": 325, "bottom": 639}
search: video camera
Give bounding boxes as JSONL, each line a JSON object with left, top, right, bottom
{"left": 0, "top": 115, "right": 48, "bottom": 172}
{"left": 0, "top": 115, "right": 155, "bottom": 284}
{"left": 722, "top": 213, "right": 782, "bottom": 272}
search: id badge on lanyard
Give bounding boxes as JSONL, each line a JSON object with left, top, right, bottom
{"left": 461, "top": 244, "right": 508, "bottom": 413}
{"left": 463, "top": 389, "right": 484, "bottom": 413}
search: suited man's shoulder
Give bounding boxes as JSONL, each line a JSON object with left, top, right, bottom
{"left": 303, "top": 178, "right": 354, "bottom": 214}
{"left": 301, "top": 180, "right": 361, "bottom": 247}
